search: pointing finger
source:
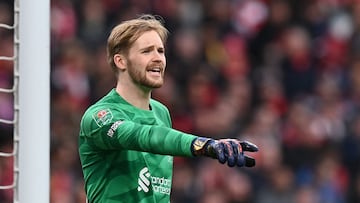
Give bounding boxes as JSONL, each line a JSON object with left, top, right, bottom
{"left": 240, "top": 141, "right": 258, "bottom": 152}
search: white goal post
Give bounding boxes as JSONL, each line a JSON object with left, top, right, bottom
{"left": 18, "top": 0, "right": 50, "bottom": 202}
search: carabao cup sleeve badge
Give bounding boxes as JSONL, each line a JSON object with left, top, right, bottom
{"left": 93, "top": 109, "right": 114, "bottom": 127}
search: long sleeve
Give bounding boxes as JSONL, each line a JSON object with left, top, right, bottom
{"left": 83, "top": 120, "right": 197, "bottom": 157}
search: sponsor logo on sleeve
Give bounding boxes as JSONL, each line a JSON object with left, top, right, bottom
{"left": 107, "top": 120, "right": 123, "bottom": 137}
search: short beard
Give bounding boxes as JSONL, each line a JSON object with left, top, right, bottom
{"left": 127, "top": 60, "right": 164, "bottom": 89}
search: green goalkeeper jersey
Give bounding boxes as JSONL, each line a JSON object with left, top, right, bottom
{"left": 79, "top": 89, "right": 197, "bottom": 203}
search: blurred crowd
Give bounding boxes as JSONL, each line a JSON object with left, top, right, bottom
{"left": 1, "top": 0, "right": 360, "bottom": 202}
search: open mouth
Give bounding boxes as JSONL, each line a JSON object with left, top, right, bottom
{"left": 147, "top": 67, "right": 163, "bottom": 74}
{"left": 147, "top": 68, "right": 161, "bottom": 73}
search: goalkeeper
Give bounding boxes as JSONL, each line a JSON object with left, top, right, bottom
{"left": 78, "top": 14, "right": 258, "bottom": 203}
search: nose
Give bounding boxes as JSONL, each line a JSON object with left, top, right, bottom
{"left": 152, "top": 50, "right": 165, "bottom": 62}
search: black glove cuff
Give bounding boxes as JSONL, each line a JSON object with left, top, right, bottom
{"left": 190, "top": 137, "right": 213, "bottom": 156}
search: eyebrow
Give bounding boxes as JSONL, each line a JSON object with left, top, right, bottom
{"left": 139, "top": 45, "right": 165, "bottom": 51}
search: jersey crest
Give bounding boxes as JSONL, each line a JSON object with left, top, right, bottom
{"left": 93, "top": 109, "right": 113, "bottom": 127}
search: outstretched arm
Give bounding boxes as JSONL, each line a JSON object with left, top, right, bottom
{"left": 82, "top": 118, "right": 258, "bottom": 167}
{"left": 82, "top": 118, "right": 197, "bottom": 156}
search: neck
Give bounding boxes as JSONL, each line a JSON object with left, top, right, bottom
{"left": 115, "top": 81, "right": 152, "bottom": 110}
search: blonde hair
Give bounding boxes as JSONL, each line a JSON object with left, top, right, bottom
{"left": 107, "top": 14, "right": 169, "bottom": 75}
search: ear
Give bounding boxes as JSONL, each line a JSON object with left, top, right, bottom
{"left": 113, "top": 54, "right": 127, "bottom": 71}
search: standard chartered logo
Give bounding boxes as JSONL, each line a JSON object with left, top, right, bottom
{"left": 138, "top": 167, "right": 151, "bottom": 192}
{"left": 137, "top": 167, "right": 171, "bottom": 195}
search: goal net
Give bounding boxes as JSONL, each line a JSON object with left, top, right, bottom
{"left": 0, "top": 0, "right": 50, "bottom": 202}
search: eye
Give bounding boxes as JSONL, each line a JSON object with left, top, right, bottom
{"left": 158, "top": 48, "right": 165, "bottom": 54}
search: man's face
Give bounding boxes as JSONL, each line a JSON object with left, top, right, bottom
{"left": 126, "top": 30, "right": 166, "bottom": 89}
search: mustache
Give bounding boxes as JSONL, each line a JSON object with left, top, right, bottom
{"left": 147, "top": 63, "right": 166, "bottom": 70}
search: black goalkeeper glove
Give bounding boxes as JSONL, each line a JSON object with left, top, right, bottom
{"left": 191, "top": 137, "right": 258, "bottom": 167}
